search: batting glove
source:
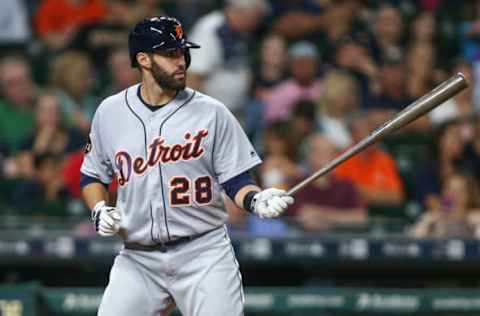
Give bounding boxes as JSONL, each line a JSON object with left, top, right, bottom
{"left": 252, "top": 188, "right": 294, "bottom": 219}
{"left": 91, "top": 200, "right": 122, "bottom": 236}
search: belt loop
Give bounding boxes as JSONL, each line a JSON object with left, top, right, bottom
{"left": 158, "top": 243, "right": 167, "bottom": 253}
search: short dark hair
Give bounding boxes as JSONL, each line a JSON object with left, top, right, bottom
{"left": 34, "top": 152, "right": 62, "bottom": 169}
{"left": 293, "top": 99, "right": 316, "bottom": 122}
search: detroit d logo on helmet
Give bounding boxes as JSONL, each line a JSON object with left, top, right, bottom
{"left": 175, "top": 24, "right": 184, "bottom": 39}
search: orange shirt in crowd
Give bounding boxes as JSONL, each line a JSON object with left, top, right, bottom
{"left": 35, "top": 0, "right": 106, "bottom": 36}
{"left": 333, "top": 148, "right": 404, "bottom": 195}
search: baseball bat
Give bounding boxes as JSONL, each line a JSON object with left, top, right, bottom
{"left": 287, "top": 73, "right": 468, "bottom": 196}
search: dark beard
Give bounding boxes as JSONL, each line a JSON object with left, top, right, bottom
{"left": 151, "top": 60, "right": 186, "bottom": 91}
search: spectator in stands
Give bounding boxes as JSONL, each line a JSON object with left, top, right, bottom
{"left": 245, "top": 34, "right": 289, "bottom": 147}
{"left": 414, "top": 120, "right": 475, "bottom": 211}
{"left": 187, "top": 0, "right": 270, "bottom": 114}
{"left": 251, "top": 34, "right": 289, "bottom": 102}
{"left": 272, "top": 100, "right": 318, "bottom": 162}
{"left": 369, "top": 4, "right": 405, "bottom": 63}
{"left": 269, "top": 0, "right": 324, "bottom": 40}
{"left": 291, "top": 100, "right": 317, "bottom": 152}
{"left": 254, "top": 99, "right": 316, "bottom": 163}
{"left": 129, "top": 0, "right": 165, "bottom": 25}
{"left": 367, "top": 53, "right": 427, "bottom": 131}
{"left": 260, "top": 121, "right": 302, "bottom": 190}
{"left": 459, "top": 118, "right": 480, "bottom": 183}
{"left": 289, "top": 134, "right": 366, "bottom": 232}
{"left": 410, "top": 173, "right": 480, "bottom": 238}
{"left": 9, "top": 153, "right": 69, "bottom": 216}
{"left": 459, "top": 5, "right": 480, "bottom": 63}
{"left": 334, "top": 115, "right": 405, "bottom": 206}
{"left": 317, "top": 70, "right": 359, "bottom": 149}
{"left": 15, "top": 92, "right": 83, "bottom": 176}
{"left": 0, "top": 56, "right": 37, "bottom": 153}
{"left": 403, "top": 11, "right": 439, "bottom": 97}
{"left": 49, "top": 51, "right": 97, "bottom": 134}
{"left": 103, "top": 46, "right": 140, "bottom": 96}
{"left": 25, "top": 92, "right": 84, "bottom": 155}
{"left": 429, "top": 60, "right": 477, "bottom": 126}
{"left": 69, "top": 0, "right": 138, "bottom": 69}
{"left": 321, "top": 0, "right": 367, "bottom": 55}
{"left": 171, "top": 0, "right": 221, "bottom": 31}
{"left": 270, "top": 0, "right": 364, "bottom": 42}
{"left": 368, "top": 53, "right": 411, "bottom": 112}
{"left": 264, "top": 41, "right": 322, "bottom": 123}
{"left": 405, "top": 41, "right": 437, "bottom": 99}
{"left": 334, "top": 34, "right": 380, "bottom": 109}
{"left": 459, "top": 5, "right": 480, "bottom": 108}
{"left": 0, "top": 0, "right": 31, "bottom": 46}
{"left": 34, "top": 0, "right": 106, "bottom": 51}
{"left": 410, "top": 10, "right": 436, "bottom": 45}
{"left": 4, "top": 92, "right": 84, "bottom": 180}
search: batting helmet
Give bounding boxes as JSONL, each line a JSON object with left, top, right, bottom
{"left": 128, "top": 16, "right": 200, "bottom": 68}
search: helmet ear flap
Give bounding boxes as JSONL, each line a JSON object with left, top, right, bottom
{"left": 184, "top": 49, "right": 191, "bottom": 68}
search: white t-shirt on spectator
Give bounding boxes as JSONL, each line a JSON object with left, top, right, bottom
{"left": 429, "top": 98, "right": 461, "bottom": 125}
{"left": 189, "top": 11, "right": 251, "bottom": 114}
{"left": 0, "top": 0, "right": 30, "bottom": 43}
{"left": 319, "top": 115, "right": 352, "bottom": 149}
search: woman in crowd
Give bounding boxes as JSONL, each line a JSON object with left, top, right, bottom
{"left": 411, "top": 173, "right": 480, "bottom": 238}
{"left": 317, "top": 69, "right": 359, "bottom": 149}
{"left": 260, "top": 121, "right": 302, "bottom": 190}
{"left": 49, "top": 51, "right": 97, "bottom": 134}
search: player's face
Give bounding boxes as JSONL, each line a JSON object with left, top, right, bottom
{"left": 149, "top": 49, "right": 187, "bottom": 91}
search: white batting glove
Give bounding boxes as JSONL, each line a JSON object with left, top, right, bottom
{"left": 252, "top": 188, "right": 294, "bottom": 219}
{"left": 91, "top": 201, "right": 122, "bottom": 236}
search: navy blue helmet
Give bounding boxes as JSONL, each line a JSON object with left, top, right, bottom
{"left": 128, "top": 16, "right": 200, "bottom": 68}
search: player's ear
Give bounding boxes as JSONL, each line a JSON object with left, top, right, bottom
{"left": 136, "top": 52, "right": 151, "bottom": 69}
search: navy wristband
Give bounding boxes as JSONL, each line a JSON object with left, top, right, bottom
{"left": 243, "top": 191, "right": 258, "bottom": 213}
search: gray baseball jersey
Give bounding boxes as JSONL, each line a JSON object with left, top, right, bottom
{"left": 81, "top": 84, "right": 261, "bottom": 244}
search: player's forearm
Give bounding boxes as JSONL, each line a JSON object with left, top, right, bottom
{"left": 234, "top": 184, "right": 261, "bottom": 212}
{"left": 81, "top": 182, "right": 110, "bottom": 211}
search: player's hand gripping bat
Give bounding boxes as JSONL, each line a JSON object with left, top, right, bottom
{"left": 287, "top": 73, "right": 468, "bottom": 196}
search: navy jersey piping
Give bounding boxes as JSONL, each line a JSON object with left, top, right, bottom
{"left": 124, "top": 88, "right": 148, "bottom": 156}
{"left": 149, "top": 205, "right": 160, "bottom": 243}
{"left": 125, "top": 88, "right": 157, "bottom": 242}
{"left": 223, "top": 226, "right": 245, "bottom": 308}
{"left": 158, "top": 90, "right": 196, "bottom": 241}
{"left": 211, "top": 115, "right": 218, "bottom": 179}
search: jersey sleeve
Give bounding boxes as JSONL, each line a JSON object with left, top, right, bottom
{"left": 213, "top": 108, "right": 262, "bottom": 184}
{"left": 80, "top": 108, "right": 113, "bottom": 184}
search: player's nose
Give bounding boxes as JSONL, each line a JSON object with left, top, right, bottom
{"left": 176, "top": 60, "right": 186, "bottom": 72}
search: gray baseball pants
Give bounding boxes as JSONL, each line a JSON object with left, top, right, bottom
{"left": 97, "top": 226, "right": 244, "bottom": 316}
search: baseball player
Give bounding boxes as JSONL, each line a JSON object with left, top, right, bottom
{"left": 80, "top": 16, "right": 294, "bottom": 316}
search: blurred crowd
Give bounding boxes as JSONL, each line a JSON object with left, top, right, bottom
{"left": 2, "top": 0, "right": 480, "bottom": 239}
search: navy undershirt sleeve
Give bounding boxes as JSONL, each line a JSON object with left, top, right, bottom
{"left": 221, "top": 171, "right": 256, "bottom": 200}
{"left": 80, "top": 172, "right": 109, "bottom": 190}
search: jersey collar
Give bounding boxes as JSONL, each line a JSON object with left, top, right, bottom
{"left": 126, "top": 83, "right": 194, "bottom": 121}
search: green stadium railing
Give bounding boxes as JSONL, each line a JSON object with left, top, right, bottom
{"left": 2, "top": 284, "right": 480, "bottom": 315}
